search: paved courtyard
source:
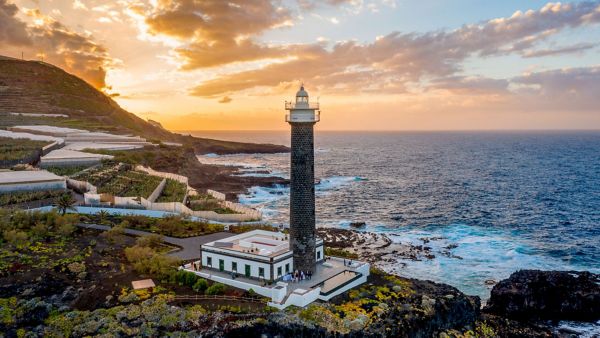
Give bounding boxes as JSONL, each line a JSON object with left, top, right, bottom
{"left": 190, "top": 257, "right": 364, "bottom": 296}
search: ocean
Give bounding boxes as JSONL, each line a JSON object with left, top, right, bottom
{"left": 188, "top": 130, "right": 600, "bottom": 301}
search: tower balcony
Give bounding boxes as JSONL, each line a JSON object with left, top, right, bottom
{"left": 286, "top": 111, "right": 320, "bottom": 123}
{"left": 285, "top": 102, "right": 320, "bottom": 110}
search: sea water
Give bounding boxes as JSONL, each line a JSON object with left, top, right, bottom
{"left": 190, "top": 131, "right": 600, "bottom": 302}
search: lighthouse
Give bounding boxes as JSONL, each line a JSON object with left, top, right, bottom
{"left": 285, "top": 85, "right": 320, "bottom": 273}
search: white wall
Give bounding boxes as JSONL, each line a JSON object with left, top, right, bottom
{"left": 202, "top": 250, "right": 273, "bottom": 280}
{"left": 273, "top": 257, "right": 294, "bottom": 279}
{"left": 315, "top": 244, "right": 324, "bottom": 262}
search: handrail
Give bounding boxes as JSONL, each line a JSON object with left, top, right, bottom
{"left": 285, "top": 102, "right": 319, "bottom": 110}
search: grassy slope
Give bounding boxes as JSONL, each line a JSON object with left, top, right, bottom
{"left": 0, "top": 57, "right": 288, "bottom": 155}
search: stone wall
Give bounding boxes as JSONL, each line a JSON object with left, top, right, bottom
{"left": 289, "top": 122, "right": 316, "bottom": 273}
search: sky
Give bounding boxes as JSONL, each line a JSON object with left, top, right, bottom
{"left": 1, "top": 0, "right": 599, "bottom": 131}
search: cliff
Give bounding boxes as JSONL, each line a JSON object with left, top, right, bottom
{"left": 0, "top": 57, "right": 288, "bottom": 155}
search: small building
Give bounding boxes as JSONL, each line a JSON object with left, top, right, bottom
{"left": 40, "top": 149, "right": 113, "bottom": 167}
{"left": 200, "top": 230, "right": 324, "bottom": 281}
{"left": 0, "top": 170, "right": 66, "bottom": 193}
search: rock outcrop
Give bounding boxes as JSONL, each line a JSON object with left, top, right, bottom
{"left": 484, "top": 270, "right": 600, "bottom": 322}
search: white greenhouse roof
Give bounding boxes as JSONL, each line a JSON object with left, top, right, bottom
{"left": 42, "top": 149, "right": 114, "bottom": 160}
{"left": 0, "top": 130, "right": 62, "bottom": 143}
{"left": 10, "top": 125, "right": 88, "bottom": 134}
{"left": 0, "top": 170, "right": 65, "bottom": 184}
{"left": 64, "top": 143, "right": 145, "bottom": 151}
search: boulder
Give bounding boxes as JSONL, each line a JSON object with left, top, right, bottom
{"left": 484, "top": 270, "right": 600, "bottom": 321}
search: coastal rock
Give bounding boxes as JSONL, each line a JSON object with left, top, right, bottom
{"left": 484, "top": 270, "right": 600, "bottom": 322}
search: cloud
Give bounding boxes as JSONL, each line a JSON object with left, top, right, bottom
{"left": 512, "top": 66, "right": 600, "bottom": 109}
{"left": 1, "top": 3, "right": 112, "bottom": 89}
{"left": 522, "top": 42, "right": 597, "bottom": 58}
{"left": 430, "top": 76, "right": 510, "bottom": 95}
{"left": 141, "top": 0, "right": 293, "bottom": 69}
{"left": 218, "top": 96, "right": 232, "bottom": 103}
{"left": 0, "top": 0, "right": 32, "bottom": 45}
{"left": 187, "top": 1, "right": 600, "bottom": 97}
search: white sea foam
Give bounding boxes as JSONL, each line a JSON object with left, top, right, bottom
{"left": 376, "top": 223, "right": 600, "bottom": 300}
{"left": 554, "top": 320, "right": 600, "bottom": 337}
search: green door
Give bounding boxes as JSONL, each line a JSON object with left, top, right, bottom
{"left": 245, "top": 264, "right": 251, "bottom": 278}
{"left": 219, "top": 259, "right": 224, "bottom": 272}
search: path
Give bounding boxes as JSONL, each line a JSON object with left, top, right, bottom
{"left": 77, "top": 223, "right": 231, "bottom": 260}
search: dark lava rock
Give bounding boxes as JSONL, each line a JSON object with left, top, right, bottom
{"left": 484, "top": 270, "right": 600, "bottom": 322}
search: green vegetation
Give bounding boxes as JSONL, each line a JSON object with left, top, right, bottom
{"left": 96, "top": 170, "right": 162, "bottom": 198}
{"left": 124, "top": 244, "right": 180, "bottom": 281}
{"left": 0, "top": 137, "right": 48, "bottom": 162}
{"left": 325, "top": 247, "right": 359, "bottom": 259}
{"left": 83, "top": 213, "right": 225, "bottom": 238}
{"left": 44, "top": 165, "right": 90, "bottom": 177}
{"left": 53, "top": 193, "right": 77, "bottom": 215}
{"left": 156, "top": 179, "right": 187, "bottom": 203}
{"left": 84, "top": 146, "right": 193, "bottom": 168}
{"left": 0, "top": 209, "right": 79, "bottom": 274}
{"left": 290, "top": 272, "right": 415, "bottom": 334}
{"left": 187, "top": 194, "right": 239, "bottom": 214}
{"left": 73, "top": 162, "right": 162, "bottom": 198}
{"left": 0, "top": 190, "right": 65, "bottom": 206}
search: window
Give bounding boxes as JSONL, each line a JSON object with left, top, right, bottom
{"left": 245, "top": 264, "right": 251, "bottom": 278}
{"left": 207, "top": 256, "right": 212, "bottom": 267}
{"left": 219, "top": 259, "right": 224, "bottom": 271}
{"left": 285, "top": 263, "right": 290, "bottom": 273}
{"left": 277, "top": 266, "right": 282, "bottom": 277}
{"left": 259, "top": 267, "right": 265, "bottom": 278}
{"left": 232, "top": 261, "right": 237, "bottom": 272}
{"left": 317, "top": 250, "right": 321, "bottom": 260}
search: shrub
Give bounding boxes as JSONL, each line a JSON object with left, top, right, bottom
{"left": 3, "top": 230, "right": 28, "bottom": 246}
{"left": 205, "top": 283, "right": 226, "bottom": 295}
{"left": 192, "top": 279, "right": 208, "bottom": 293}
{"left": 136, "top": 234, "right": 163, "bottom": 249}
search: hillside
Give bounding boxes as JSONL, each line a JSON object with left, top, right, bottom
{"left": 0, "top": 57, "right": 288, "bottom": 154}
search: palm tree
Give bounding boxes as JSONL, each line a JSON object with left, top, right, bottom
{"left": 54, "top": 193, "right": 76, "bottom": 215}
{"left": 97, "top": 210, "right": 110, "bottom": 225}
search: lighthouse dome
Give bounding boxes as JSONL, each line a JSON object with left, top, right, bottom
{"left": 296, "top": 85, "right": 309, "bottom": 98}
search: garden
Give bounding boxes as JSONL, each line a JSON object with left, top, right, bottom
{"left": 0, "top": 189, "right": 65, "bottom": 207}
{"left": 155, "top": 179, "right": 187, "bottom": 203}
{"left": 73, "top": 162, "right": 163, "bottom": 198}
{"left": 0, "top": 137, "right": 49, "bottom": 164}
{"left": 187, "top": 193, "right": 239, "bottom": 214}
{"left": 44, "top": 165, "right": 91, "bottom": 177}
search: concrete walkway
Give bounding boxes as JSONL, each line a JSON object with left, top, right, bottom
{"left": 77, "top": 223, "right": 231, "bottom": 260}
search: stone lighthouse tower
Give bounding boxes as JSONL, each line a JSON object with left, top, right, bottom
{"left": 285, "top": 85, "right": 320, "bottom": 273}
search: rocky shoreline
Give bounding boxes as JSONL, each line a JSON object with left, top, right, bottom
{"left": 317, "top": 228, "right": 442, "bottom": 268}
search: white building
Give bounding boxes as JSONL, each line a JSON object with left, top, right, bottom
{"left": 200, "top": 230, "right": 324, "bottom": 281}
{"left": 0, "top": 170, "right": 66, "bottom": 193}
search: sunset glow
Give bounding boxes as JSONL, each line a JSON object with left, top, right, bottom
{"left": 2, "top": 0, "right": 599, "bottom": 130}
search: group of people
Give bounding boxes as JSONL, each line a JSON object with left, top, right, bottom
{"left": 282, "top": 269, "right": 313, "bottom": 282}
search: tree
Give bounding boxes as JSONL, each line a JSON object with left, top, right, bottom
{"left": 96, "top": 210, "right": 110, "bottom": 225}
{"left": 53, "top": 193, "right": 76, "bottom": 216}
{"left": 193, "top": 279, "right": 208, "bottom": 293}
{"left": 205, "top": 283, "right": 226, "bottom": 295}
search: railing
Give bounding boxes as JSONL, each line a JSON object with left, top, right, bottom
{"left": 285, "top": 111, "right": 320, "bottom": 123}
{"left": 285, "top": 101, "right": 319, "bottom": 110}
{"left": 169, "top": 294, "right": 266, "bottom": 303}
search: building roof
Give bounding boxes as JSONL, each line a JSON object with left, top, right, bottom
{"left": 0, "top": 170, "right": 65, "bottom": 184}
{"left": 296, "top": 85, "right": 309, "bottom": 97}
{"left": 131, "top": 279, "right": 155, "bottom": 290}
{"left": 41, "top": 149, "right": 114, "bottom": 160}
{"left": 203, "top": 229, "right": 291, "bottom": 258}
